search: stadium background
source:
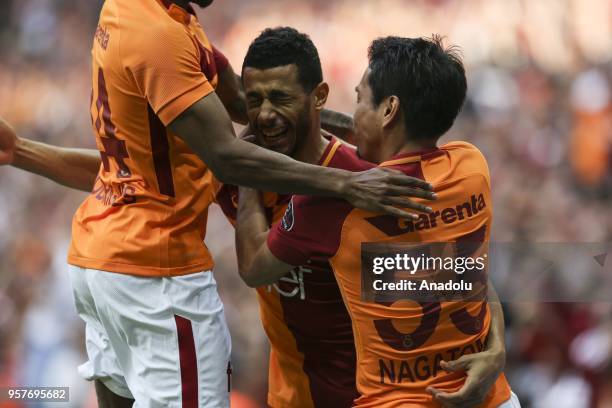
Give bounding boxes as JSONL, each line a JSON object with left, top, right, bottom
{"left": 0, "top": 0, "right": 610, "bottom": 406}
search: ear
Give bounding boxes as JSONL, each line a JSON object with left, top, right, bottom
{"left": 382, "top": 95, "right": 401, "bottom": 128}
{"left": 312, "top": 82, "right": 329, "bottom": 111}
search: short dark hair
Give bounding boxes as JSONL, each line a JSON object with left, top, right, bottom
{"left": 242, "top": 27, "right": 323, "bottom": 92}
{"left": 367, "top": 35, "right": 467, "bottom": 140}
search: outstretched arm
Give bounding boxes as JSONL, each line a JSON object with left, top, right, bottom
{"left": 0, "top": 118, "right": 99, "bottom": 191}
{"left": 14, "top": 139, "right": 100, "bottom": 192}
{"left": 171, "top": 46, "right": 429, "bottom": 218}
{"left": 170, "top": 92, "right": 435, "bottom": 220}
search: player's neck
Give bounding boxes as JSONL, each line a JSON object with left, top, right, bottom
{"left": 395, "top": 139, "right": 437, "bottom": 156}
{"left": 380, "top": 130, "right": 437, "bottom": 162}
{"left": 293, "top": 131, "right": 329, "bottom": 165}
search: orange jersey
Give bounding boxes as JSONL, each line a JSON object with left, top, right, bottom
{"left": 214, "top": 138, "right": 369, "bottom": 407}
{"left": 268, "top": 142, "right": 511, "bottom": 407}
{"left": 68, "top": 0, "right": 229, "bottom": 276}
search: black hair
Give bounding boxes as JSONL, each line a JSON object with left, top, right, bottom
{"left": 367, "top": 35, "right": 467, "bottom": 140}
{"left": 242, "top": 27, "right": 323, "bottom": 92}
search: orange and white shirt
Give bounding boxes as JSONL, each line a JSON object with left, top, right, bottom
{"left": 268, "top": 142, "right": 512, "bottom": 407}
{"left": 68, "top": 0, "right": 229, "bottom": 276}
{"left": 214, "top": 138, "right": 368, "bottom": 408}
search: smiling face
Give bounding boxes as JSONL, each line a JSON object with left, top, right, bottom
{"left": 353, "top": 69, "right": 385, "bottom": 163}
{"left": 243, "top": 64, "right": 313, "bottom": 156}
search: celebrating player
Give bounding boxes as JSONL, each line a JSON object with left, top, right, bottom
{"left": 0, "top": 0, "right": 437, "bottom": 406}
{"left": 235, "top": 35, "right": 521, "bottom": 407}
{"left": 1, "top": 27, "right": 511, "bottom": 407}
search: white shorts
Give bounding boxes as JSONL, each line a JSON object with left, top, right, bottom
{"left": 498, "top": 391, "right": 521, "bottom": 408}
{"left": 69, "top": 265, "right": 231, "bottom": 408}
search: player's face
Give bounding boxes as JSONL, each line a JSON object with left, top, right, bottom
{"left": 243, "top": 65, "right": 312, "bottom": 156}
{"left": 353, "top": 69, "right": 384, "bottom": 163}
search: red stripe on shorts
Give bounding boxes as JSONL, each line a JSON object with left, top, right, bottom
{"left": 175, "top": 315, "right": 198, "bottom": 408}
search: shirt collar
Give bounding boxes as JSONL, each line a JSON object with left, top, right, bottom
{"left": 379, "top": 147, "right": 442, "bottom": 167}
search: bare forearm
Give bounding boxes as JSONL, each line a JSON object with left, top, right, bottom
{"left": 13, "top": 138, "right": 100, "bottom": 191}
{"left": 235, "top": 187, "right": 272, "bottom": 285}
{"left": 321, "top": 109, "right": 354, "bottom": 142}
{"left": 170, "top": 96, "right": 349, "bottom": 196}
{"left": 219, "top": 137, "right": 349, "bottom": 195}
{"left": 171, "top": 92, "right": 436, "bottom": 220}
{"left": 220, "top": 98, "right": 347, "bottom": 192}
{"left": 486, "top": 283, "right": 505, "bottom": 353}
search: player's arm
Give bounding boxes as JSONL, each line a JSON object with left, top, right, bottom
{"left": 321, "top": 109, "right": 354, "bottom": 143}
{"left": 170, "top": 93, "right": 434, "bottom": 219}
{"left": 235, "top": 186, "right": 294, "bottom": 287}
{"left": 208, "top": 45, "right": 248, "bottom": 125}
{"left": 427, "top": 283, "right": 506, "bottom": 408}
{"left": 484, "top": 283, "right": 506, "bottom": 360}
{"left": 215, "top": 61, "right": 248, "bottom": 125}
{"left": 0, "top": 117, "right": 99, "bottom": 191}
{"left": 137, "top": 27, "right": 433, "bottom": 218}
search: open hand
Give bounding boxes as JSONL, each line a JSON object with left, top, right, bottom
{"left": 426, "top": 348, "right": 505, "bottom": 408}
{"left": 344, "top": 167, "right": 436, "bottom": 219}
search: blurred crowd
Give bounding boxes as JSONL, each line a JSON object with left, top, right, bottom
{"left": 0, "top": 0, "right": 611, "bottom": 407}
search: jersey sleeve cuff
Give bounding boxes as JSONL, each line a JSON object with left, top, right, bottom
{"left": 157, "top": 79, "right": 214, "bottom": 126}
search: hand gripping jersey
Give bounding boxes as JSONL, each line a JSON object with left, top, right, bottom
{"left": 68, "top": 0, "right": 229, "bottom": 276}
{"left": 268, "top": 142, "right": 512, "bottom": 407}
{"left": 214, "top": 138, "right": 368, "bottom": 407}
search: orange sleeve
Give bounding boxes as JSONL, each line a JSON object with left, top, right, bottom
{"left": 126, "top": 24, "right": 214, "bottom": 126}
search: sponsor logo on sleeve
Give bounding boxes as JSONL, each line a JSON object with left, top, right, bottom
{"left": 281, "top": 199, "right": 294, "bottom": 232}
